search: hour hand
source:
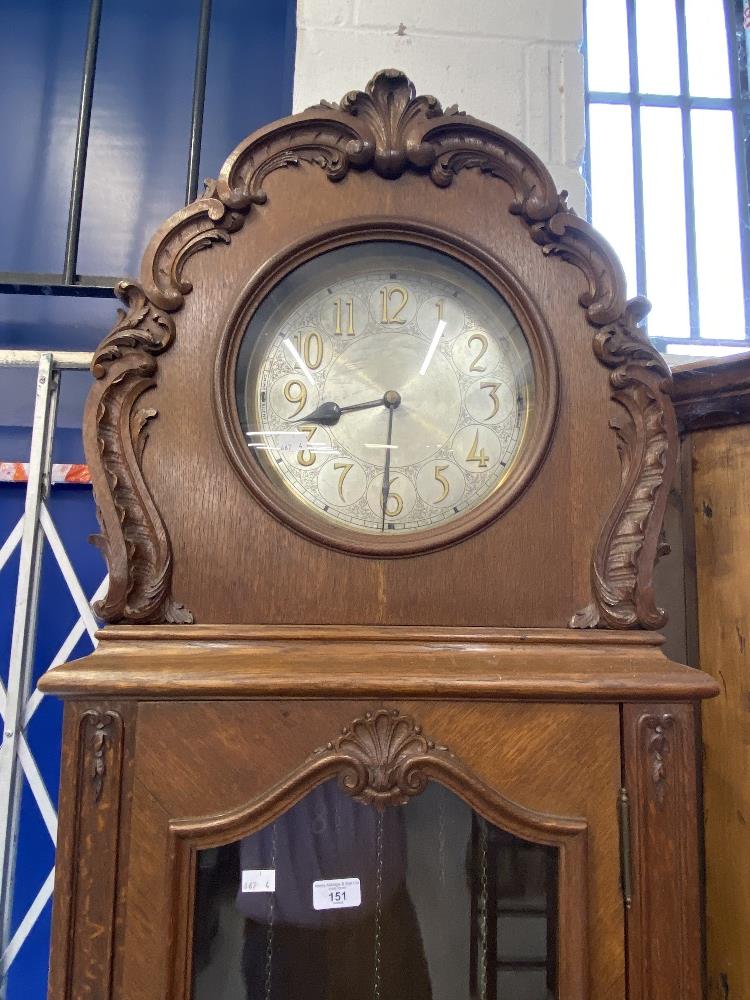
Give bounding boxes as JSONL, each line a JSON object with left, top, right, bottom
{"left": 295, "top": 401, "right": 342, "bottom": 426}
{"left": 296, "top": 396, "right": 387, "bottom": 426}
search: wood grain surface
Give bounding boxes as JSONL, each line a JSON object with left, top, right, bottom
{"left": 83, "top": 70, "right": 677, "bottom": 631}
{"left": 46, "top": 703, "right": 134, "bottom": 1000}
{"left": 623, "top": 703, "right": 703, "bottom": 1000}
{"left": 38, "top": 627, "right": 719, "bottom": 702}
{"left": 672, "top": 352, "right": 750, "bottom": 431}
{"left": 152, "top": 166, "right": 611, "bottom": 626}
{"left": 691, "top": 424, "right": 750, "bottom": 1000}
{"left": 122, "top": 699, "right": 622, "bottom": 1000}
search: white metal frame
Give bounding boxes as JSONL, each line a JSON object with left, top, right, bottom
{"left": 0, "top": 350, "right": 106, "bottom": 994}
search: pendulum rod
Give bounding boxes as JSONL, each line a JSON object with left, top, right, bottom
{"left": 477, "top": 817, "right": 489, "bottom": 1000}
{"left": 264, "top": 824, "right": 277, "bottom": 1000}
{"left": 373, "top": 810, "right": 384, "bottom": 1000}
{"left": 438, "top": 793, "right": 446, "bottom": 888}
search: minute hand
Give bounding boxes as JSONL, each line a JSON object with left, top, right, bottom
{"left": 296, "top": 396, "right": 387, "bottom": 426}
{"left": 381, "top": 406, "right": 395, "bottom": 531}
{"left": 380, "top": 390, "right": 402, "bottom": 531}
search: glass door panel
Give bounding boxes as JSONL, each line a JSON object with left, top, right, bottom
{"left": 192, "top": 779, "right": 557, "bottom": 1000}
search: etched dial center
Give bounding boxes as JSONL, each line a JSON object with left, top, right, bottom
{"left": 323, "top": 335, "right": 461, "bottom": 468}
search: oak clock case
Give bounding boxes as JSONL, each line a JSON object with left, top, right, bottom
{"left": 218, "top": 235, "right": 556, "bottom": 553}
{"left": 40, "top": 69, "right": 718, "bottom": 1000}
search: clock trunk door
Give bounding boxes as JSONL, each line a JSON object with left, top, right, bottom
{"left": 120, "top": 701, "right": 624, "bottom": 1000}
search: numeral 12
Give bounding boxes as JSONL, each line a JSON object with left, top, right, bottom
{"left": 380, "top": 285, "right": 408, "bottom": 325}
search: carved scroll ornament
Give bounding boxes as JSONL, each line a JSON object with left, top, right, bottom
{"left": 642, "top": 713, "right": 675, "bottom": 804}
{"left": 88, "top": 68, "right": 676, "bottom": 627}
{"left": 80, "top": 709, "right": 122, "bottom": 804}
{"left": 87, "top": 282, "right": 193, "bottom": 624}
{"left": 569, "top": 300, "right": 676, "bottom": 630}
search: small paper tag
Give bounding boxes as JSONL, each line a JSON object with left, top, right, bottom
{"left": 312, "top": 877, "right": 361, "bottom": 911}
{"left": 242, "top": 869, "right": 275, "bottom": 893}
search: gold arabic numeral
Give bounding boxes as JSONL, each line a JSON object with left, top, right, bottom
{"left": 434, "top": 464, "right": 450, "bottom": 503}
{"left": 334, "top": 462, "right": 354, "bottom": 501}
{"left": 383, "top": 476, "right": 404, "bottom": 518}
{"left": 466, "top": 430, "right": 490, "bottom": 469}
{"left": 480, "top": 381, "right": 501, "bottom": 420}
{"left": 283, "top": 379, "right": 307, "bottom": 418}
{"left": 379, "top": 285, "right": 409, "bottom": 325}
{"left": 297, "top": 424, "right": 317, "bottom": 467}
{"left": 292, "top": 330, "right": 324, "bottom": 369}
{"left": 334, "top": 297, "right": 355, "bottom": 335}
{"left": 468, "top": 332, "right": 488, "bottom": 372}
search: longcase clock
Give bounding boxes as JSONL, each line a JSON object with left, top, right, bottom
{"left": 41, "top": 70, "right": 718, "bottom": 1000}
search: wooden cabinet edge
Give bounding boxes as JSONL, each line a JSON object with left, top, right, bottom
{"left": 47, "top": 703, "right": 130, "bottom": 1000}
{"left": 672, "top": 353, "right": 750, "bottom": 433}
{"left": 38, "top": 634, "right": 719, "bottom": 703}
{"left": 623, "top": 703, "right": 703, "bottom": 1000}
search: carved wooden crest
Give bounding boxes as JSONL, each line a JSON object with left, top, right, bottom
{"left": 312, "top": 708, "right": 450, "bottom": 807}
{"left": 86, "top": 68, "right": 677, "bottom": 629}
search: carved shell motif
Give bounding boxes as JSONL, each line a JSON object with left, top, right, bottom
{"left": 335, "top": 67, "right": 449, "bottom": 177}
{"left": 86, "top": 68, "right": 676, "bottom": 629}
{"left": 313, "top": 709, "right": 450, "bottom": 807}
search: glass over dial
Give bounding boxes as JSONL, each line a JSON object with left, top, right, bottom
{"left": 234, "top": 242, "right": 536, "bottom": 537}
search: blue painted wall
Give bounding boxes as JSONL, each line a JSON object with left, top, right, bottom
{"left": 1, "top": 0, "right": 296, "bottom": 460}
{"left": 0, "top": 1, "right": 295, "bottom": 993}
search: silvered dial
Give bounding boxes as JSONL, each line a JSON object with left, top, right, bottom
{"left": 235, "top": 242, "right": 535, "bottom": 536}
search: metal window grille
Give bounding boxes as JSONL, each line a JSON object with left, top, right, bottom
{"left": 583, "top": 0, "right": 750, "bottom": 356}
{"left": 0, "top": 0, "right": 214, "bottom": 298}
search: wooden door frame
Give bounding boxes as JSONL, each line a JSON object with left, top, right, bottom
{"left": 166, "top": 708, "right": 589, "bottom": 1000}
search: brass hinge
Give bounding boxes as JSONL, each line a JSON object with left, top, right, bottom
{"left": 618, "top": 787, "right": 633, "bottom": 910}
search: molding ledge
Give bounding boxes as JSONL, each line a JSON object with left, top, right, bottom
{"left": 671, "top": 352, "right": 750, "bottom": 432}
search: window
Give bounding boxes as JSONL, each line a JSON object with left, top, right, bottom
{"left": 583, "top": 0, "right": 750, "bottom": 359}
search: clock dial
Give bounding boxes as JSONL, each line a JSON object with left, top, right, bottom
{"left": 234, "top": 242, "right": 536, "bottom": 537}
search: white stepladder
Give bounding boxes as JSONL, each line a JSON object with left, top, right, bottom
{"left": 0, "top": 350, "right": 107, "bottom": 997}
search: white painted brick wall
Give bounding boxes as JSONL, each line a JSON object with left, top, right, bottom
{"left": 293, "top": 0, "right": 585, "bottom": 211}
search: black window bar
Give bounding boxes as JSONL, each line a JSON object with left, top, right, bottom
{"left": 0, "top": 0, "right": 213, "bottom": 299}
{"left": 582, "top": 0, "right": 750, "bottom": 354}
